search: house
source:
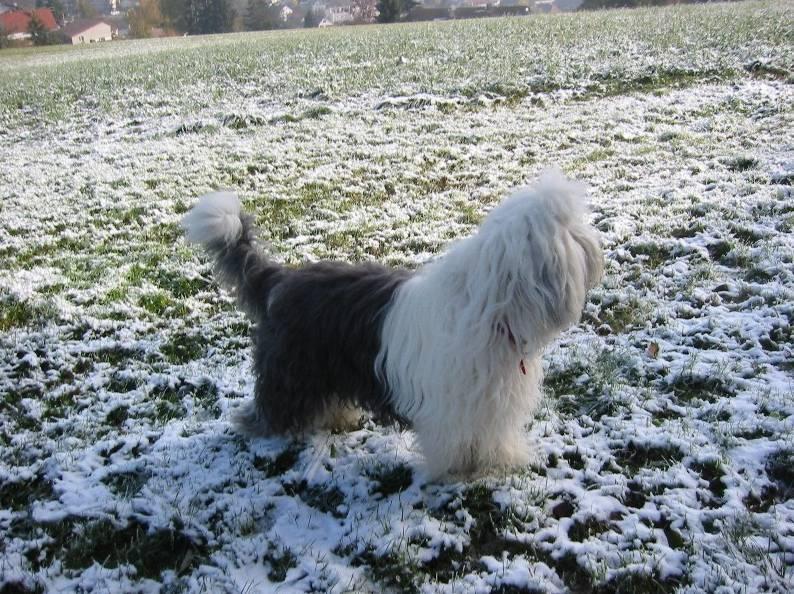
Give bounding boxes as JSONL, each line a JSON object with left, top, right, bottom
{"left": 62, "top": 19, "right": 112, "bottom": 44}
{"left": 325, "top": 1, "right": 354, "bottom": 25}
{"left": 0, "top": 8, "right": 58, "bottom": 41}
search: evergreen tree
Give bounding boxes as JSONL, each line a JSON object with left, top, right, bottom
{"left": 245, "top": 0, "right": 279, "bottom": 31}
{"left": 128, "top": 0, "right": 162, "bottom": 37}
{"left": 77, "top": 0, "right": 99, "bottom": 18}
{"left": 160, "top": 0, "right": 188, "bottom": 32}
{"left": 303, "top": 6, "right": 319, "bottom": 27}
{"left": 376, "top": 0, "right": 415, "bottom": 23}
{"left": 579, "top": 0, "right": 668, "bottom": 8}
{"left": 186, "top": 0, "right": 234, "bottom": 34}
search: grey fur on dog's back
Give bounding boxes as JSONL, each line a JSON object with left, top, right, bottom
{"left": 243, "top": 261, "right": 410, "bottom": 432}
{"left": 182, "top": 193, "right": 410, "bottom": 434}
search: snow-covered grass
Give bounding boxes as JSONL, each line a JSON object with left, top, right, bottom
{"left": 1, "top": 1, "right": 793, "bottom": 592}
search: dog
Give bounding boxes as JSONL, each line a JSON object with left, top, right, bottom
{"left": 182, "top": 170, "right": 602, "bottom": 478}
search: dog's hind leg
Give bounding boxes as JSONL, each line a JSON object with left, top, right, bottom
{"left": 232, "top": 398, "right": 271, "bottom": 436}
{"left": 313, "top": 397, "right": 364, "bottom": 432}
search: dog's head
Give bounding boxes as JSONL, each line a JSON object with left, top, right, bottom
{"left": 475, "top": 170, "right": 603, "bottom": 353}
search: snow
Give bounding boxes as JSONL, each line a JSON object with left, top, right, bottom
{"left": 2, "top": 1, "right": 794, "bottom": 592}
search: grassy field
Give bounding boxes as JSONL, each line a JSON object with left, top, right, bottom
{"left": 1, "top": 2, "right": 793, "bottom": 592}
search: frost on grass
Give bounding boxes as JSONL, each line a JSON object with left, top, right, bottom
{"left": 1, "top": 1, "right": 794, "bottom": 593}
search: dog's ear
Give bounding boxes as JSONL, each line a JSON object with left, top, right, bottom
{"left": 571, "top": 226, "right": 604, "bottom": 290}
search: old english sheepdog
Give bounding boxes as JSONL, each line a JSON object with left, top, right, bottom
{"left": 182, "top": 170, "right": 603, "bottom": 478}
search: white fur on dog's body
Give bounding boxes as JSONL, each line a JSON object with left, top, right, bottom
{"left": 377, "top": 170, "right": 602, "bottom": 476}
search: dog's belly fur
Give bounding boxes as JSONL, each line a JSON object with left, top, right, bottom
{"left": 250, "top": 262, "right": 411, "bottom": 432}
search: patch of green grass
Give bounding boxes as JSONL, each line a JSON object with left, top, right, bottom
{"left": 421, "top": 484, "right": 533, "bottom": 584}
{"left": 627, "top": 242, "right": 673, "bottom": 268}
{"left": 105, "top": 405, "right": 130, "bottom": 428}
{"left": 583, "top": 147, "right": 615, "bottom": 164}
{"left": 614, "top": 441, "right": 684, "bottom": 474}
{"left": 284, "top": 480, "right": 346, "bottom": 518}
{"left": 547, "top": 349, "right": 635, "bottom": 420}
{"left": 153, "top": 270, "right": 208, "bottom": 298}
{"left": 671, "top": 221, "right": 706, "bottom": 238}
{"left": 253, "top": 445, "right": 301, "bottom": 478}
{"left": 568, "top": 517, "right": 612, "bottom": 543}
{"left": 765, "top": 449, "right": 794, "bottom": 500}
{"left": 454, "top": 200, "right": 482, "bottom": 225}
{"left": 368, "top": 463, "right": 413, "bottom": 498}
{"left": 667, "top": 372, "right": 734, "bottom": 404}
{"left": 90, "top": 345, "right": 144, "bottom": 366}
{"left": 41, "top": 388, "right": 80, "bottom": 421}
{"left": 723, "top": 155, "right": 759, "bottom": 172}
{"left": 593, "top": 568, "right": 686, "bottom": 594}
{"left": 161, "top": 332, "right": 204, "bottom": 364}
{"left": 730, "top": 224, "right": 765, "bottom": 244}
{"left": 223, "top": 113, "right": 266, "bottom": 129}
{"left": 591, "top": 295, "right": 651, "bottom": 335}
{"left": 0, "top": 472, "right": 55, "bottom": 512}
{"left": 722, "top": 513, "right": 790, "bottom": 586}
{"left": 303, "top": 106, "right": 332, "bottom": 119}
{"left": 690, "top": 458, "right": 727, "bottom": 500}
{"left": 139, "top": 291, "right": 178, "bottom": 316}
{"left": 102, "top": 470, "right": 151, "bottom": 498}
{"left": 149, "top": 382, "right": 189, "bottom": 422}
{"left": 0, "top": 293, "right": 57, "bottom": 331}
{"left": 138, "top": 291, "right": 190, "bottom": 318}
{"left": 61, "top": 517, "right": 207, "bottom": 580}
{"left": 262, "top": 545, "right": 298, "bottom": 582}
{"left": 106, "top": 372, "right": 139, "bottom": 393}
{"left": 1, "top": 384, "right": 43, "bottom": 432}
{"left": 352, "top": 547, "right": 419, "bottom": 593}
{"left": 0, "top": 293, "right": 37, "bottom": 330}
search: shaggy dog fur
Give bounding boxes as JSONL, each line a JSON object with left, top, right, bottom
{"left": 182, "top": 170, "right": 602, "bottom": 478}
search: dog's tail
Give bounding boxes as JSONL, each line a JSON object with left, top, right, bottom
{"left": 181, "top": 191, "right": 280, "bottom": 318}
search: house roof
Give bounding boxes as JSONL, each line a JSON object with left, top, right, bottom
{"left": 0, "top": 8, "right": 58, "bottom": 34}
{"left": 62, "top": 18, "right": 110, "bottom": 37}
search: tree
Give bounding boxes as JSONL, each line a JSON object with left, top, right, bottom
{"left": 0, "top": 25, "right": 9, "bottom": 49}
{"left": 579, "top": 0, "right": 668, "bottom": 8}
{"left": 303, "top": 6, "right": 320, "bottom": 27}
{"left": 376, "top": 0, "right": 415, "bottom": 23}
{"left": 128, "top": 0, "right": 162, "bottom": 37}
{"left": 28, "top": 13, "right": 53, "bottom": 45}
{"left": 160, "top": 0, "right": 188, "bottom": 32}
{"left": 36, "top": 0, "right": 66, "bottom": 25}
{"left": 77, "top": 0, "right": 99, "bottom": 18}
{"left": 245, "top": 0, "right": 279, "bottom": 31}
{"left": 185, "top": 0, "right": 235, "bottom": 34}
{"left": 352, "top": 0, "right": 376, "bottom": 23}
